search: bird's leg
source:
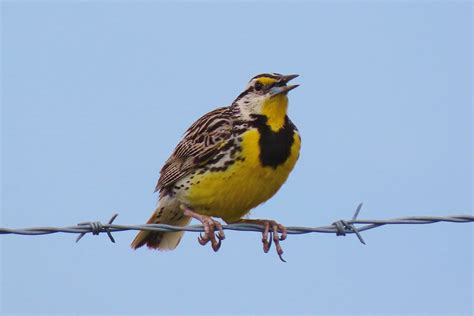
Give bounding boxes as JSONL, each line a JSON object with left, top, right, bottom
{"left": 182, "top": 207, "right": 225, "bottom": 252}
{"left": 234, "top": 219, "right": 288, "bottom": 262}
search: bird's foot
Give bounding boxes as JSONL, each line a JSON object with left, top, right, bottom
{"left": 182, "top": 207, "right": 225, "bottom": 252}
{"left": 237, "top": 219, "right": 288, "bottom": 262}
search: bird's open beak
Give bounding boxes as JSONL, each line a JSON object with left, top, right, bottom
{"left": 270, "top": 74, "right": 299, "bottom": 96}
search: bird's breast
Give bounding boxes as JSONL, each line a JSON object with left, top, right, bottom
{"left": 182, "top": 123, "right": 301, "bottom": 223}
{"left": 255, "top": 117, "right": 297, "bottom": 169}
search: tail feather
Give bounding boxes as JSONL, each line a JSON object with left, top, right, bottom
{"left": 131, "top": 205, "right": 190, "bottom": 251}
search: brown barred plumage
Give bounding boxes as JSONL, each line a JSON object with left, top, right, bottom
{"left": 154, "top": 107, "right": 234, "bottom": 195}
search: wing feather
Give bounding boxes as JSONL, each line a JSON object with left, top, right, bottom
{"left": 155, "top": 106, "right": 233, "bottom": 193}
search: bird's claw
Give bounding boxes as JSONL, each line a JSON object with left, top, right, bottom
{"left": 198, "top": 233, "right": 207, "bottom": 245}
{"left": 259, "top": 220, "right": 287, "bottom": 262}
{"left": 186, "top": 209, "right": 225, "bottom": 252}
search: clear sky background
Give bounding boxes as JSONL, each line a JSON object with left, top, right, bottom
{"left": 1, "top": 1, "right": 472, "bottom": 315}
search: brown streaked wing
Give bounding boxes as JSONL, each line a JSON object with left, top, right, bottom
{"left": 155, "top": 106, "right": 233, "bottom": 193}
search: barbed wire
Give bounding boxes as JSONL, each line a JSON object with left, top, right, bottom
{"left": 0, "top": 204, "right": 472, "bottom": 246}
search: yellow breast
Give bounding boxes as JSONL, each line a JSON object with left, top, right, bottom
{"left": 184, "top": 128, "right": 301, "bottom": 223}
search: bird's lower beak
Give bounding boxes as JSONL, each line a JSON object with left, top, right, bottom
{"left": 270, "top": 84, "right": 299, "bottom": 96}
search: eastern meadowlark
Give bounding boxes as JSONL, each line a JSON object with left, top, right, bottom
{"left": 131, "top": 73, "right": 301, "bottom": 260}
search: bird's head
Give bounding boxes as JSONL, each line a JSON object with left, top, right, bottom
{"left": 232, "top": 73, "right": 299, "bottom": 131}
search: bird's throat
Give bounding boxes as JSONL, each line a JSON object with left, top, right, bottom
{"left": 261, "top": 94, "right": 288, "bottom": 132}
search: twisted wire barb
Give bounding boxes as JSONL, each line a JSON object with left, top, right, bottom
{"left": 1, "top": 204, "right": 473, "bottom": 244}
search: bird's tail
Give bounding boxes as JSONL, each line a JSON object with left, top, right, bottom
{"left": 131, "top": 200, "right": 191, "bottom": 251}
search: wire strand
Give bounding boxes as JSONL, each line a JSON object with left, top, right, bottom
{"left": 1, "top": 204, "right": 472, "bottom": 245}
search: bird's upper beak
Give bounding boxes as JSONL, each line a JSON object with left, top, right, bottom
{"left": 270, "top": 74, "right": 299, "bottom": 96}
{"left": 280, "top": 74, "right": 299, "bottom": 83}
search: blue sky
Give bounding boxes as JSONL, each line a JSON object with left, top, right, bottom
{"left": 1, "top": 1, "right": 472, "bottom": 315}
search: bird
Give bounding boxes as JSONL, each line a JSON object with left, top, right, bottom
{"left": 131, "top": 73, "right": 301, "bottom": 260}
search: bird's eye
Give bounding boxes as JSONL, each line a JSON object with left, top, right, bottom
{"left": 254, "top": 82, "right": 263, "bottom": 91}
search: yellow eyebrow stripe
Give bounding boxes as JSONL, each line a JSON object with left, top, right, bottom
{"left": 255, "top": 77, "right": 278, "bottom": 85}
